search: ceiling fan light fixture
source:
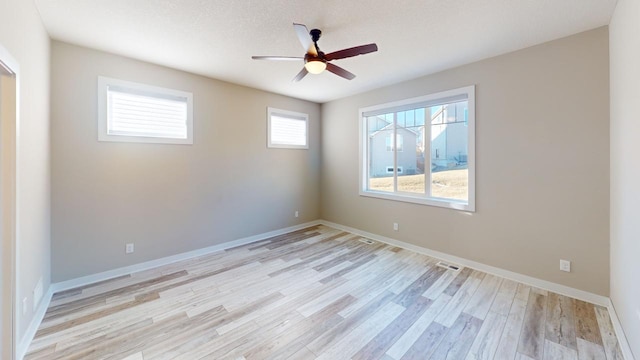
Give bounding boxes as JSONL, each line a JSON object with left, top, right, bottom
{"left": 304, "top": 60, "right": 326, "bottom": 74}
{"left": 252, "top": 23, "right": 378, "bottom": 81}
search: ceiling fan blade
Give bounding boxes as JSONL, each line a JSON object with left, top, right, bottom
{"left": 326, "top": 63, "right": 356, "bottom": 80}
{"left": 293, "top": 23, "right": 318, "bottom": 56}
{"left": 292, "top": 67, "right": 309, "bottom": 82}
{"left": 325, "top": 43, "right": 378, "bottom": 61}
{"left": 252, "top": 56, "right": 303, "bottom": 61}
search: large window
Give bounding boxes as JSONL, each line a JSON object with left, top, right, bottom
{"left": 267, "top": 107, "right": 309, "bottom": 149}
{"left": 359, "top": 86, "right": 475, "bottom": 211}
{"left": 98, "top": 76, "right": 193, "bottom": 144}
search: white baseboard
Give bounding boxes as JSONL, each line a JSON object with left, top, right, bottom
{"left": 17, "top": 220, "right": 320, "bottom": 359}
{"left": 19, "top": 219, "right": 634, "bottom": 360}
{"left": 320, "top": 220, "right": 640, "bottom": 358}
{"left": 319, "top": 220, "right": 610, "bottom": 307}
{"left": 18, "top": 221, "right": 321, "bottom": 359}
{"left": 51, "top": 220, "right": 322, "bottom": 294}
{"left": 607, "top": 299, "right": 636, "bottom": 360}
{"left": 16, "top": 287, "right": 53, "bottom": 360}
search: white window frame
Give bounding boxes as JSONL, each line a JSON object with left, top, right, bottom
{"left": 267, "top": 107, "right": 309, "bottom": 149}
{"left": 97, "top": 76, "right": 193, "bottom": 145}
{"left": 359, "top": 85, "right": 476, "bottom": 212}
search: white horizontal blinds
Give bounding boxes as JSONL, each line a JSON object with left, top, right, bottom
{"left": 107, "top": 86, "right": 188, "bottom": 139}
{"left": 270, "top": 114, "right": 307, "bottom": 146}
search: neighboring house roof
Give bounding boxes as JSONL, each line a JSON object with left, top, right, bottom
{"left": 370, "top": 123, "right": 419, "bottom": 138}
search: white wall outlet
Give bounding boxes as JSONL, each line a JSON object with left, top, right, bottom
{"left": 393, "top": 222, "right": 399, "bottom": 231}
{"left": 125, "top": 243, "right": 135, "bottom": 254}
{"left": 295, "top": 211, "right": 299, "bottom": 218}
{"left": 560, "top": 259, "right": 571, "bottom": 272}
{"left": 33, "top": 278, "right": 43, "bottom": 311}
{"left": 22, "top": 297, "right": 28, "bottom": 316}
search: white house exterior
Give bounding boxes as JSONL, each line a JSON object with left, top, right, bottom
{"left": 367, "top": 101, "right": 468, "bottom": 178}
{"left": 430, "top": 102, "right": 468, "bottom": 168}
{"left": 369, "top": 126, "right": 418, "bottom": 177}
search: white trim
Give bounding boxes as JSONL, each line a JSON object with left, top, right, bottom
{"left": 267, "top": 107, "right": 309, "bottom": 149}
{"left": 359, "top": 85, "right": 476, "bottom": 212}
{"left": 319, "top": 219, "right": 609, "bottom": 307}
{"left": 0, "top": 43, "right": 20, "bottom": 360}
{"left": 467, "top": 86, "right": 476, "bottom": 212}
{"left": 16, "top": 288, "right": 52, "bottom": 360}
{"left": 359, "top": 190, "right": 472, "bottom": 211}
{"left": 607, "top": 299, "right": 636, "bottom": 360}
{"left": 15, "top": 75, "right": 21, "bottom": 360}
{"left": 0, "top": 45, "right": 19, "bottom": 75}
{"left": 19, "top": 219, "right": 633, "bottom": 359}
{"left": 16, "top": 220, "right": 321, "bottom": 357}
{"left": 97, "top": 76, "right": 194, "bottom": 145}
{"left": 51, "top": 220, "right": 321, "bottom": 293}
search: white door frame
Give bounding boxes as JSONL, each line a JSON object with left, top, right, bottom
{"left": 0, "top": 43, "right": 19, "bottom": 360}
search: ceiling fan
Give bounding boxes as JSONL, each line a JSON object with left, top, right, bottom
{"left": 252, "top": 23, "right": 378, "bottom": 82}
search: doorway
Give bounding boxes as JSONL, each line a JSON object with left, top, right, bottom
{"left": 0, "top": 45, "right": 18, "bottom": 360}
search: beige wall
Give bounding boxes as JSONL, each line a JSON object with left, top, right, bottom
{"left": 50, "top": 42, "right": 321, "bottom": 282}
{"left": 610, "top": 0, "right": 640, "bottom": 356}
{"left": 1, "top": 73, "right": 17, "bottom": 360}
{"left": 0, "top": 0, "right": 51, "bottom": 349}
{"left": 321, "top": 27, "right": 610, "bottom": 296}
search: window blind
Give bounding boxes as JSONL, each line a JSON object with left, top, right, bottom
{"left": 270, "top": 115, "right": 307, "bottom": 147}
{"left": 107, "top": 87, "right": 188, "bottom": 139}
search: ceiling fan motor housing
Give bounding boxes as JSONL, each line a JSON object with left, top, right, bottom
{"left": 310, "top": 29, "right": 322, "bottom": 42}
{"left": 251, "top": 23, "right": 378, "bottom": 81}
{"left": 305, "top": 52, "right": 326, "bottom": 63}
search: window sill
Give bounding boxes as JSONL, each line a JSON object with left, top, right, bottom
{"left": 359, "top": 189, "right": 475, "bottom": 212}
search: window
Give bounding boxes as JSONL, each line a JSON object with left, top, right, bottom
{"left": 386, "top": 134, "right": 403, "bottom": 152}
{"left": 98, "top": 76, "right": 193, "bottom": 144}
{"left": 267, "top": 107, "right": 308, "bottom": 149}
{"left": 359, "top": 86, "right": 475, "bottom": 211}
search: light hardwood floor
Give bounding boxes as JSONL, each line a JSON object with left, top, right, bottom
{"left": 26, "top": 225, "right": 624, "bottom": 360}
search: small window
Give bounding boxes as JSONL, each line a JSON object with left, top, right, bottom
{"left": 98, "top": 76, "right": 193, "bottom": 144}
{"left": 267, "top": 107, "right": 308, "bottom": 149}
{"left": 360, "top": 86, "right": 475, "bottom": 212}
{"left": 386, "top": 134, "right": 403, "bottom": 152}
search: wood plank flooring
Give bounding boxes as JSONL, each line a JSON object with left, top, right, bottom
{"left": 25, "top": 225, "right": 625, "bottom": 360}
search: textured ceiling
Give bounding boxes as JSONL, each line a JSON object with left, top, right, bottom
{"left": 34, "top": 0, "right": 616, "bottom": 103}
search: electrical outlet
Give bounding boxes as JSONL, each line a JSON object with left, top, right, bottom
{"left": 22, "top": 297, "right": 28, "bottom": 316}
{"left": 393, "top": 222, "right": 399, "bottom": 231}
{"left": 560, "top": 259, "right": 571, "bottom": 272}
{"left": 126, "top": 243, "right": 134, "bottom": 254}
{"left": 295, "top": 211, "right": 299, "bottom": 218}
